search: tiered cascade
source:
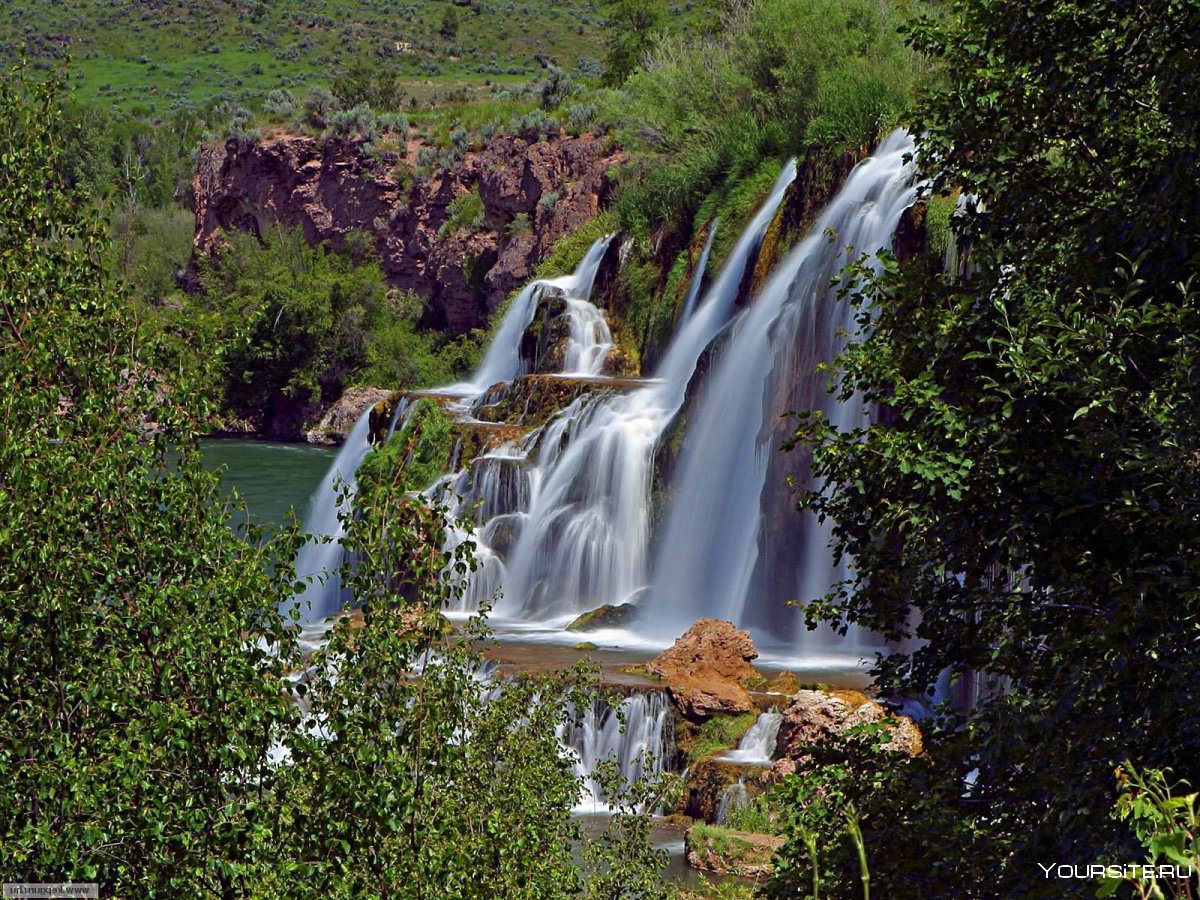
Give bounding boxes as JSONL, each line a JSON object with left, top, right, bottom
{"left": 295, "top": 131, "right": 918, "bottom": 666}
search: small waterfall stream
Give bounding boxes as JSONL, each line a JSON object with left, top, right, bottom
{"left": 451, "top": 234, "right": 614, "bottom": 395}
{"left": 715, "top": 779, "right": 751, "bottom": 825}
{"left": 563, "top": 297, "right": 615, "bottom": 375}
{"left": 559, "top": 691, "right": 672, "bottom": 812}
{"left": 283, "top": 411, "right": 374, "bottom": 624}
{"left": 716, "top": 711, "right": 782, "bottom": 766}
{"left": 679, "top": 223, "right": 717, "bottom": 323}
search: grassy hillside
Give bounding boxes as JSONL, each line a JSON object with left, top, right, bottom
{"left": 0, "top": 0, "right": 643, "bottom": 113}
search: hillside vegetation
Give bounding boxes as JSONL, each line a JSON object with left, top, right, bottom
{"left": 1, "top": 0, "right": 619, "bottom": 112}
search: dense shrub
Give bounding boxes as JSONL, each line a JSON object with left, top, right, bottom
{"left": 196, "top": 226, "right": 474, "bottom": 422}
{"left": 609, "top": 0, "right": 914, "bottom": 235}
{"left": 263, "top": 87, "right": 295, "bottom": 118}
{"left": 327, "top": 103, "right": 377, "bottom": 140}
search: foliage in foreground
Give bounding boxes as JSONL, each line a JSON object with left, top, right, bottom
{"left": 0, "top": 66, "right": 664, "bottom": 898}
{"left": 1100, "top": 763, "right": 1200, "bottom": 899}
{"left": 790, "top": 0, "right": 1200, "bottom": 895}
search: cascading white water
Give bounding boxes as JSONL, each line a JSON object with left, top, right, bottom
{"left": 287, "top": 235, "right": 615, "bottom": 625}
{"left": 562, "top": 297, "right": 615, "bottom": 375}
{"left": 716, "top": 711, "right": 782, "bottom": 765}
{"left": 283, "top": 410, "right": 375, "bottom": 625}
{"left": 650, "top": 131, "right": 918, "bottom": 652}
{"left": 454, "top": 235, "right": 614, "bottom": 394}
{"left": 476, "top": 163, "right": 797, "bottom": 622}
{"left": 715, "top": 779, "right": 750, "bottom": 825}
{"left": 559, "top": 691, "right": 671, "bottom": 812}
{"left": 679, "top": 222, "right": 717, "bottom": 323}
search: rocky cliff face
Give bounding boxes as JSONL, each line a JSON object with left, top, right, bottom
{"left": 190, "top": 132, "right": 624, "bottom": 332}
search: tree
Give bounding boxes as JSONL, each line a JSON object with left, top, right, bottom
{"left": 790, "top": 0, "right": 1200, "bottom": 894}
{"left": 197, "top": 226, "right": 390, "bottom": 431}
{"left": 0, "top": 64, "right": 306, "bottom": 895}
{"left": 440, "top": 7, "right": 461, "bottom": 40}
{"left": 599, "top": 0, "right": 665, "bottom": 86}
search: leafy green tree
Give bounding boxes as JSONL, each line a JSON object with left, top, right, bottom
{"left": 788, "top": 0, "right": 1200, "bottom": 894}
{"left": 599, "top": 0, "right": 665, "bottom": 86}
{"left": 331, "top": 59, "right": 404, "bottom": 112}
{"left": 440, "top": 7, "right": 461, "bottom": 41}
{"left": 0, "top": 64, "right": 306, "bottom": 896}
{"left": 197, "top": 226, "right": 391, "bottom": 430}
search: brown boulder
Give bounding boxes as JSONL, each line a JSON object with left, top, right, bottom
{"left": 667, "top": 676, "right": 755, "bottom": 720}
{"left": 649, "top": 619, "right": 760, "bottom": 721}
{"left": 650, "top": 618, "right": 759, "bottom": 683}
{"left": 775, "top": 689, "right": 923, "bottom": 759}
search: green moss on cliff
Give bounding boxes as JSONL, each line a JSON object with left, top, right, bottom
{"left": 679, "top": 712, "right": 760, "bottom": 766}
{"left": 925, "top": 190, "right": 959, "bottom": 258}
{"left": 533, "top": 211, "right": 618, "bottom": 280}
{"left": 358, "top": 397, "right": 453, "bottom": 493}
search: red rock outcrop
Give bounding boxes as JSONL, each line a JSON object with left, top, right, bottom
{"left": 649, "top": 619, "right": 761, "bottom": 721}
{"left": 190, "top": 131, "right": 624, "bottom": 333}
{"left": 774, "top": 689, "right": 923, "bottom": 759}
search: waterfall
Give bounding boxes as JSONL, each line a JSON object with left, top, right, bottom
{"left": 283, "top": 410, "right": 375, "bottom": 624}
{"left": 559, "top": 691, "right": 672, "bottom": 813}
{"left": 286, "top": 235, "right": 614, "bottom": 625}
{"left": 650, "top": 130, "right": 918, "bottom": 650}
{"left": 456, "top": 235, "right": 614, "bottom": 394}
{"left": 477, "top": 163, "right": 796, "bottom": 622}
{"left": 716, "top": 711, "right": 782, "bottom": 766}
{"left": 679, "top": 222, "right": 717, "bottom": 323}
{"left": 715, "top": 779, "right": 750, "bottom": 825}
{"left": 562, "top": 297, "right": 615, "bottom": 375}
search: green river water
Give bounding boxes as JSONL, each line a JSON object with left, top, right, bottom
{"left": 199, "top": 438, "right": 334, "bottom": 528}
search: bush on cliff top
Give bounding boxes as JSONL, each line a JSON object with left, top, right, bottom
{"left": 607, "top": 0, "right": 916, "bottom": 238}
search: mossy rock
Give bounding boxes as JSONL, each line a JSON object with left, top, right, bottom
{"left": 764, "top": 671, "right": 801, "bottom": 695}
{"left": 676, "top": 711, "right": 760, "bottom": 767}
{"left": 369, "top": 390, "right": 406, "bottom": 443}
{"left": 617, "top": 663, "right": 661, "bottom": 680}
{"left": 565, "top": 602, "right": 640, "bottom": 632}
{"left": 472, "top": 375, "right": 612, "bottom": 428}
{"left": 452, "top": 421, "right": 528, "bottom": 462}
{"left": 572, "top": 641, "right": 599, "bottom": 651}
{"left": 678, "top": 758, "right": 759, "bottom": 823}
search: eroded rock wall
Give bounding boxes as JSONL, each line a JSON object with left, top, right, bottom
{"left": 190, "top": 132, "right": 624, "bottom": 332}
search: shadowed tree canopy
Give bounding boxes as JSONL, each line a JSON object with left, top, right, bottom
{"left": 788, "top": 0, "right": 1200, "bottom": 895}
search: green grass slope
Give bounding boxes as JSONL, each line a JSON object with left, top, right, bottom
{"left": 0, "top": 0, "right": 626, "bottom": 113}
